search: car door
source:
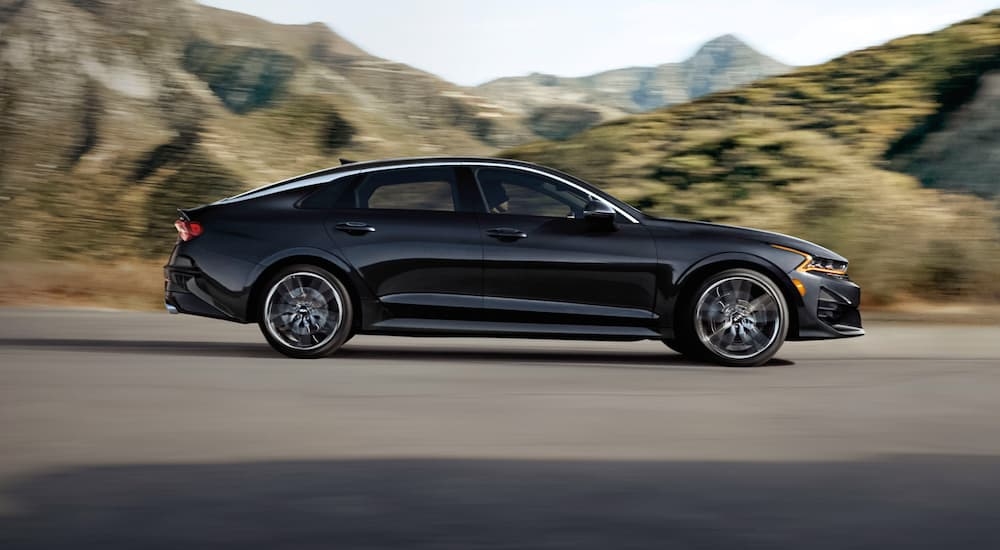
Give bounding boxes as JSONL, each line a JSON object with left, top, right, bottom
{"left": 473, "top": 166, "right": 659, "bottom": 327}
{"left": 323, "top": 165, "right": 483, "bottom": 322}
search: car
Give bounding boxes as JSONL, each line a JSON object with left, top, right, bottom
{"left": 164, "top": 157, "right": 863, "bottom": 366}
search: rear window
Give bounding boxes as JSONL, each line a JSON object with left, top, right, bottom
{"left": 327, "top": 167, "right": 459, "bottom": 212}
{"left": 298, "top": 175, "right": 357, "bottom": 209}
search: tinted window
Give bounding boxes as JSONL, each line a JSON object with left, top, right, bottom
{"left": 334, "top": 167, "right": 458, "bottom": 211}
{"left": 475, "top": 168, "right": 589, "bottom": 218}
{"left": 368, "top": 180, "right": 453, "bottom": 211}
{"left": 298, "top": 175, "right": 356, "bottom": 209}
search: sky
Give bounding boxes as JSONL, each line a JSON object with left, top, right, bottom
{"left": 199, "top": 0, "right": 999, "bottom": 86}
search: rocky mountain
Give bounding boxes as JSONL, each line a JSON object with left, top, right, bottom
{"left": 0, "top": 0, "right": 530, "bottom": 257}
{"left": 476, "top": 35, "right": 790, "bottom": 139}
{"left": 504, "top": 10, "right": 1000, "bottom": 302}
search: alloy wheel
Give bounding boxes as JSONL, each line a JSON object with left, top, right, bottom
{"left": 264, "top": 272, "right": 344, "bottom": 351}
{"left": 693, "top": 274, "right": 783, "bottom": 361}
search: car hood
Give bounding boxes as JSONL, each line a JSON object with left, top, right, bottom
{"left": 643, "top": 216, "right": 847, "bottom": 262}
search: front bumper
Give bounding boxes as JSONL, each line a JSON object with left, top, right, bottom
{"left": 788, "top": 271, "right": 864, "bottom": 341}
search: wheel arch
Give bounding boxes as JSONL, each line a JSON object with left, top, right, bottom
{"left": 672, "top": 253, "right": 802, "bottom": 339}
{"left": 246, "top": 250, "right": 364, "bottom": 332}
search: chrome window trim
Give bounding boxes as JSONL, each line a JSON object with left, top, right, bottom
{"left": 216, "top": 161, "right": 640, "bottom": 224}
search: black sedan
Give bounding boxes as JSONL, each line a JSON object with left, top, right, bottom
{"left": 165, "top": 157, "right": 863, "bottom": 366}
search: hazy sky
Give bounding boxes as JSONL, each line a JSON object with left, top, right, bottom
{"left": 199, "top": 0, "right": 998, "bottom": 86}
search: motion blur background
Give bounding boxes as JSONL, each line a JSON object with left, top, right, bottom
{"left": 4, "top": 3, "right": 1000, "bottom": 549}
{"left": 0, "top": 0, "right": 998, "bottom": 308}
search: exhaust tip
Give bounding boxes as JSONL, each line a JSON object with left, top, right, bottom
{"left": 165, "top": 302, "right": 179, "bottom": 315}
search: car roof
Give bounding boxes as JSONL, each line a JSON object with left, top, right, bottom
{"left": 217, "top": 157, "right": 572, "bottom": 204}
{"left": 288, "top": 156, "right": 567, "bottom": 182}
{"left": 211, "top": 157, "right": 642, "bottom": 223}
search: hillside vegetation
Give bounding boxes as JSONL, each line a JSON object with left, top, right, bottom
{"left": 506, "top": 10, "right": 1000, "bottom": 303}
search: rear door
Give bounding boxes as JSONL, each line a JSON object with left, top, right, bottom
{"left": 322, "top": 166, "right": 483, "bottom": 322}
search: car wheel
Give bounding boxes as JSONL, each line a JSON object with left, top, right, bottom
{"left": 685, "top": 268, "right": 789, "bottom": 367}
{"left": 258, "top": 265, "right": 354, "bottom": 359}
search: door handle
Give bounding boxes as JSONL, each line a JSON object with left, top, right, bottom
{"left": 335, "top": 221, "right": 376, "bottom": 235}
{"left": 485, "top": 227, "right": 528, "bottom": 240}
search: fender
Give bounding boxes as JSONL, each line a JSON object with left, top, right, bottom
{"left": 246, "top": 247, "right": 355, "bottom": 288}
{"left": 656, "top": 250, "right": 802, "bottom": 334}
{"left": 677, "top": 251, "right": 793, "bottom": 292}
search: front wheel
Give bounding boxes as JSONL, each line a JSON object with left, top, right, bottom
{"left": 258, "top": 265, "right": 354, "bottom": 359}
{"left": 682, "top": 268, "right": 789, "bottom": 367}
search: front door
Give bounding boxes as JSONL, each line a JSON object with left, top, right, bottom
{"left": 473, "top": 166, "right": 658, "bottom": 327}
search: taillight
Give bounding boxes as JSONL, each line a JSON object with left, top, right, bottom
{"left": 174, "top": 219, "right": 203, "bottom": 241}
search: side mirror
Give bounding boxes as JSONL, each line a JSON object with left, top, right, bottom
{"left": 582, "top": 199, "right": 616, "bottom": 229}
{"left": 583, "top": 199, "right": 615, "bottom": 220}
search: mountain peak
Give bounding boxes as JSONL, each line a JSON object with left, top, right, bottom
{"left": 691, "top": 34, "right": 757, "bottom": 58}
{"left": 702, "top": 34, "right": 746, "bottom": 47}
{"left": 682, "top": 34, "right": 788, "bottom": 97}
{"left": 476, "top": 33, "right": 790, "bottom": 126}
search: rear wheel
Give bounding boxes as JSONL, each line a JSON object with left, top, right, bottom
{"left": 679, "top": 268, "right": 788, "bottom": 367}
{"left": 258, "top": 265, "right": 353, "bottom": 359}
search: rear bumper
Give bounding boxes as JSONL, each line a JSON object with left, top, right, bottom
{"left": 164, "top": 246, "right": 255, "bottom": 323}
{"left": 789, "top": 271, "right": 864, "bottom": 341}
{"left": 164, "top": 266, "right": 239, "bottom": 321}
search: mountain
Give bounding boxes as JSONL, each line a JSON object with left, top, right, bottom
{"left": 0, "top": 0, "right": 530, "bottom": 257}
{"left": 504, "top": 10, "right": 1000, "bottom": 302}
{"left": 475, "top": 35, "right": 790, "bottom": 139}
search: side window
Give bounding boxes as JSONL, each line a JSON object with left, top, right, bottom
{"left": 475, "top": 168, "right": 589, "bottom": 218}
{"left": 368, "top": 180, "right": 453, "bottom": 211}
{"left": 336, "top": 167, "right": 458, "bottom": 211}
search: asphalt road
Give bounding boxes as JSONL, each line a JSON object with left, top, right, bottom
{"left": 1, "top": 308, "right": 999, "bottom": 549}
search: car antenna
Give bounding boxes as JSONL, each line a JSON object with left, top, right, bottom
{"left": 339, "top": 158, "right": 356, "bottom": 165}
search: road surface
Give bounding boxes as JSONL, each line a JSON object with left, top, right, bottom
{"left": 1, "top": 308, "right": 999, "bottom": 548}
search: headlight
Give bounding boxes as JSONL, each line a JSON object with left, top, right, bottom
{"left": 805, "top": 256, "right": 848, "bottom": 275}
{"left": 772, "top": 244, "right": 848, "bottom": 276}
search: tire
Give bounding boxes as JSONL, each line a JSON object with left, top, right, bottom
{"left": 258, "top": 265, "right": 354, "bottom": 359}
{"left": 680, "top": 268, "right": 789, "bottom": 367}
